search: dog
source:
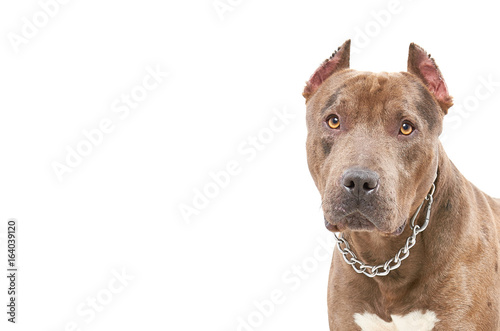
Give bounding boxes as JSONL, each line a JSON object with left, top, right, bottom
{"left": 303, "top": 40, "right": 500, "bottom": 330}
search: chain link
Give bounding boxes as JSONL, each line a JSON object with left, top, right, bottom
{"left": 333, "top": 182, "right": 435, "bottom": 278}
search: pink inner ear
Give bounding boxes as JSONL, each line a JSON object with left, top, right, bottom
{"left": 304, "top": 42, "right": 350, "bottom": 100}
{"left": 303, "top": 40, "right": 350, "bottom": 101}
{"left": 417, "top": 55, "right": 451, "bottom": 105}
{"left": 307, "top": 56, "right": 342, "bottom": 95}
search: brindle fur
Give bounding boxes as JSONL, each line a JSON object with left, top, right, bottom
{"left": 304, "top": 40, "right": 500, "bottom": 330}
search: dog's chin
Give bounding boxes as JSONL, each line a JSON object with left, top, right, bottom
{"left": 324, "top": 212, "right": 407, "bottom": 237}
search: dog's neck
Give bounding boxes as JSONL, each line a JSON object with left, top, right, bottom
{"left": 340, "top": 143, "right": 467, "bottom": 290}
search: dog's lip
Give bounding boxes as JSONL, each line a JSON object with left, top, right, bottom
{"left": 324, "top": 218, "right": 343, "bottom": 232}
{"left": 387, "top": 219, "right": 407, "bottom": 236}
{"left": 324, "top": 211, "right": 375, "bottom": 232}
{"left": 325, "top": 211, "right": 406, "bottom": 235}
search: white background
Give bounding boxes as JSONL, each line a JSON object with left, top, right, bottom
{"left": 1, "top": 0, "right": 500, "bottom": 330}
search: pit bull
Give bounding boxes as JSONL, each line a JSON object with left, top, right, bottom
{"left": 303, "top": 40, "right": 500, "bottom": 330}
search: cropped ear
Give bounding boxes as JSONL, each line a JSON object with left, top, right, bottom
{"left": 408, "top": 43, "right": 453, "bottom": 114}
{"left": 303, "top": 39, "right": 351, "bottom": 102}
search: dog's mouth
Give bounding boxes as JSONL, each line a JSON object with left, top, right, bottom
{"left": 324, "top": 212, "right": 407, "bottom": 236}
{"left": 324, "top": 211, "right": 375, "bottom": 232}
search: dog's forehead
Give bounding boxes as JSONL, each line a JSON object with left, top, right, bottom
{"left": 308, "top": 69, "right": 439, "bottom": 128}
{"left": 311, "top": 71, "right": 415, "bottom": 110}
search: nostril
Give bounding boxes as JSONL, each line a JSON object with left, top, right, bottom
{"left": 363, "top": 180, "right": 378, "bottom": 191}
{"left": 345, "top": 180, "right": 355, "bottom": 189}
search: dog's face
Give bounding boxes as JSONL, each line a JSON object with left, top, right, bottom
{"left": 304, "top": 41, "right": 453, "bottom": 235}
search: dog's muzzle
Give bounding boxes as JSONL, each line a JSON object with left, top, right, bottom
{"left": 332, "top": 178, "right": 436, "bottom": 278}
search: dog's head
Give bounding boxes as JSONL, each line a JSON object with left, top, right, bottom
{"left": 304, "top": 40, "right": 452, "bottom": 235}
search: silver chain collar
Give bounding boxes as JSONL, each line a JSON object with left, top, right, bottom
{"left": 333, "top": 182, "right": 436, "bottom": 278}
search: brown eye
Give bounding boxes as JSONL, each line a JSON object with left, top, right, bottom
{"left": 327, "top": 115, "right": 340, "bottom": 129}
{"left": 400, "top": 122, "right": 414, "bottom": 135}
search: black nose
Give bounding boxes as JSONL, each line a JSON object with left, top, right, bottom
{"left": 342, "top": 169, "right": 379, "bottom": 198}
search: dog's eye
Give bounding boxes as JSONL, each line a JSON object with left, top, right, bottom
{"left": 400, "top": 122, "right": 414, "bottom": 135}
{"left": 327, "top": 115, "right": 340, "bottom": 129}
